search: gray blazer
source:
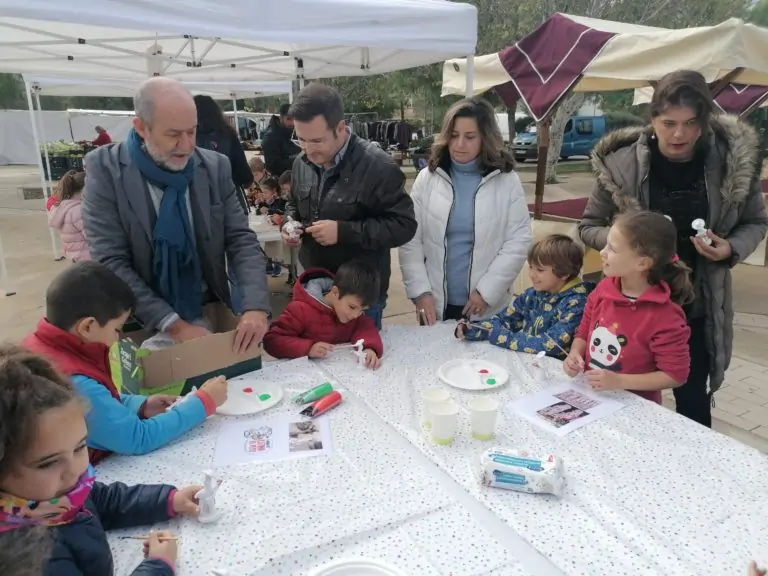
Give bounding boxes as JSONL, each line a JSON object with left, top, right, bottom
{"left": 82, "top": 142, "right": 270, "bottom": 331}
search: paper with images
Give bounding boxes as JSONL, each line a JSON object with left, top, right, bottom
{"left": 213, "top": 414, "right": 334, "bottom": 467}
{"left": 507, "top": 382, "right": 624, "bottom": 437}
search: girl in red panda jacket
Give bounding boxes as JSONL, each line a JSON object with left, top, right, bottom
{"left": 564, "top": 211, "right": 692, "bottom": 404}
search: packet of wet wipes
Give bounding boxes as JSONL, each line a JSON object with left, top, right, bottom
{"left": 480, "top": 448, "right": 565, "bottom": 496}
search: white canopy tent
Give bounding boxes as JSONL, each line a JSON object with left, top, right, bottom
{"left": 0, "top": 0, "right": 478, "bottom": 271}
{"left": 0, "top": 0, "right": 478, "bottom": 85}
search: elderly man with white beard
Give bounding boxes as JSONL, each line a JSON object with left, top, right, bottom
{"left": 82, "top": 77, "right": 270, "bottom": 352}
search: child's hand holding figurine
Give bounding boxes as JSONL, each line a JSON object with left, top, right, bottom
{"left": 563, "top": 351, "right": 585, "bottom": 377}
{"left": 749, "top": 561, "right": 767, "bottom": 576}
{"left": 364, "top": 348, "right": 381, "bottom": 370}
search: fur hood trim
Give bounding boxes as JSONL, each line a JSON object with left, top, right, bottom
{"left": 591, "top": 114, "right": 760, "bottom": 206}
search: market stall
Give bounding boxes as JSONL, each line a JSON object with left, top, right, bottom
{"left": 441, "top": 13, "right": 768, "bottom": 219}
{"left": 633, "top": 84, "right": 768, "bottom": 116}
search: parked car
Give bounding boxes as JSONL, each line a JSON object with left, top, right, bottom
{"left": 513, "top": 115, "right": 607, "bottom": 161}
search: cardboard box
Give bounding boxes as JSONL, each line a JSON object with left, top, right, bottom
{"left": 109, "top": 303, "right": 262, "bottom": 396}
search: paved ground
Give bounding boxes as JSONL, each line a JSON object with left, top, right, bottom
{"left": 1, "top": 164, "right": 766, "bottom": 452}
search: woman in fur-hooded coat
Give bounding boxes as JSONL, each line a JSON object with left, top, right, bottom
{"left": 578, "top": 70, "right": 768, "bottom": 428}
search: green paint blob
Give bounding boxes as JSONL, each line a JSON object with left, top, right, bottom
{"left": 258, "top": 393, "right": 271, "bottom": 401}
{"left": 486, "top": 378, "right": 496, "bottom": 385}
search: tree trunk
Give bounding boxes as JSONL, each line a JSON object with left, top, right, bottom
{"left": 544, "top": 93, "right": 587, "bottom": 183}
{"left": 506, "top": 106, "right": 516, "bottom": 144}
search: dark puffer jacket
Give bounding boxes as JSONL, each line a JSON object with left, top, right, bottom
{"left": 45, "top": 481, "right": 176, "bottom": 576}
{"left": 286, "top": 133, "right": 417, "bottom": 301}
{"left": 261, "top": 116, "right": 300, "bottom": 177}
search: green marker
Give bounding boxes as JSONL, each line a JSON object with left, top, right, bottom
{"left": 293, "top": 382, "right": 333, "bottom": 405}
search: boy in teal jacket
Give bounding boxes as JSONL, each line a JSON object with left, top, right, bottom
{"left": 23, "top": 262, "right": 229, "bottom": 463}
{"left": 458, "top": 235, "right": 593, "bottom": 359}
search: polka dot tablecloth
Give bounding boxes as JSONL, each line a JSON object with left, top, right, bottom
{"left": 97, "top": 358, "right": 529, "bottom": 576}
{"left": 318, "top": 324, "right": 768, "bottom": 576}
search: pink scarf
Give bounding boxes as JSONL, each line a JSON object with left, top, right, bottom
{"left": 0, "top": 465, "right": 95, "bottom": 531}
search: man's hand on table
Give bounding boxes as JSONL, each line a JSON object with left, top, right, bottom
{"left": 167, "top": 319, "right": 211, "bottom": 343}
{"left": 234, "top": 310, "right": 269, "bottom": 354}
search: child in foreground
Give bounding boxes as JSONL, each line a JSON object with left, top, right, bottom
{"left": 49, "top": 170, "right": 90, "bottom": 263}
{"left": 0, "top": 347, "right": 204, "bottom": 575}
{"left": 457, "top": 234, "right": 592, "bottom": 359}
{"left": 23, "top": 262, "right": 229, "bottom": 463}
{"left": 564, "top": 211, "right": 692, "bottom": 404}
{"left": 263, "top": 260, "right": 383, "bottom": 369}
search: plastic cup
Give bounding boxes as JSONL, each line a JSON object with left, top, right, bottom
{"left": 470, "top": 396, "right": 499, "bottom": 441}
{"left": 430, "top": 399, "right": 459, "bottom": 445}
{"left": 421, "top": 387, "right": 450, "bottom": 429}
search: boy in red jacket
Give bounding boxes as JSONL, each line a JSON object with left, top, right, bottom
{"left": 264, "top": 260, "right": 383, "bottom": 369}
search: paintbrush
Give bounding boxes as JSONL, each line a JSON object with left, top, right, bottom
{"left": 118, "top": 535, "right": 178, "bottom": 541}
{"left": 544, "top": 334, "right": 570, "bottom": 357}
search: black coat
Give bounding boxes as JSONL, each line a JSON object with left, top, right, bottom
{"left": 286, "top": 134, "right": 417, "bottom": 300}
{"left": 45, "top": 481, "right": 175, "bottom": 576}
{"left": 261, "top": 116, "right": 300, "bottom": 177}
{"left": 197, "top": 127, "right": 253, "bottom": 214}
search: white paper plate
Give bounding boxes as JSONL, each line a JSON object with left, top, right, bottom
{"left": 437, "top": 359, "right": 509, "bottom": 391}
{"left": 308, "top": 558, "right": 407, "bottom": 576}
{"left": 216, "top": 376, "right": 283, "bottom": 416}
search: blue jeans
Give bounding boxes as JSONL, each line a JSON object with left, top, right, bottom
{"left": 364, "top": 300, "right": 386, "bottom": 330}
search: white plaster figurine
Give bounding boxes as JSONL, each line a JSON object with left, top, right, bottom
{"left": 165, "top": 386, "right": 197, "bottom": 412}
{"left": 533, "top": 351, "right": 547, "bottom": 383}
{"left": 352, "top": 338, "right": 366, "bottom": 367}
{"left": 196, "top": 470, "right": 223, "bottom": 524}
{"left": 691, "top": 218, "right": 713, "bottom": 246}
{"left": 283, "top": 216, "right": 303, "bottom": 239}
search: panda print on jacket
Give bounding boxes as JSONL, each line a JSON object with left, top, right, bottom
{"left": 575, "top": 277, "right": 690, "bottom": 404}
{"left": 588, "top": 323, "right": 627, "bottom": 371}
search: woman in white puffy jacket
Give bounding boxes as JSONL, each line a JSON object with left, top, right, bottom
{"left": 399, "top": 97, "right": 531, "bottom": 324}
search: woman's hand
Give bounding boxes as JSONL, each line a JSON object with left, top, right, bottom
{"left": 414, "top": 293, "right": 437, "bottom": 326}
{"left": 691, "top": 230, "right": 732, "bottom": 262}
{"left": 462, "top": 290, "right": 488, "bottom": 318}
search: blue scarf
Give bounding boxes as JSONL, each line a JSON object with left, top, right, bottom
{"left": 126, "top": 129, "right": 203, "bottom": 323}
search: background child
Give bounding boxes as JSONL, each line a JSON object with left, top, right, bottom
{"left": 22, "top": 262, "right": 229, "bottom": 463}
{"left": 564, "top": 211, "right": 692, "bottom": 404}
{"left": 0, "top": 346, "right": 204, "bottom": 575}
{"left": 246, "top": 156, "right": 268, "bottom": 209}
{"left": 256, "top": 177, "right": 286, "bottom": 216}
{"left": 49, "top": 170, "right": 90, "bottom": 262}
{"left": 458, "top": 234, "right": 592, "bottom": 359}
{"left": 278, "top": 170, "right": 292, "bottom": 200}
{"left": 263, "top": 260, "right": 383, "bottom": 369}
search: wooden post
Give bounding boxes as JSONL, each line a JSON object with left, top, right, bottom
{"left": 533, "top": 119, "right": 550, "bottom": 220}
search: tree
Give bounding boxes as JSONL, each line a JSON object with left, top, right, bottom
{"left": 749, "top": 0, "right": 768, "bottom": 26}
{"left": 0, "top": 73, "right": 26, "bottom": 109}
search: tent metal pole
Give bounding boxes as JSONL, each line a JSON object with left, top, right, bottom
{"left": 34, "top": 89, "right": 55, "bottom": 200}
{"left": 231, "top": 93, "right": 240, "bottom": 140}
{"left": 465, "top": 54, "right": 475, "bottom": 97}
{"left": 0, "top": 234, "right": 16, "bottom": 297}
{"left": 24, "top": 80, "right": 63, "bottom": 261}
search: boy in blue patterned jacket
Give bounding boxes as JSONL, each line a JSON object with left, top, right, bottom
{"left": 457, "top": 234, "right": 593, "bottom": 359}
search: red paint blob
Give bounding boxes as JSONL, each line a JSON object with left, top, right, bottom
{"left": 479, "top": 369, "right": 489, "bottom": 374}
{"left": 243, "top": 387, "right": 253, "bottom": 393}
